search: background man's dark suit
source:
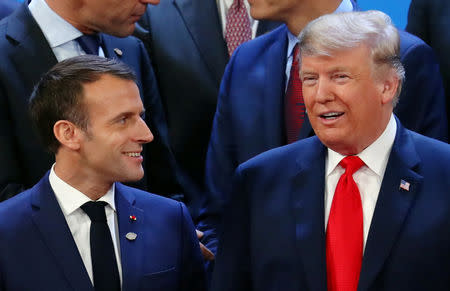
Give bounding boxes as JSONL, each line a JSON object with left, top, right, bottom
{"left": 406, "top": 0, "right": 450, "bottom": 138}
{"left": 0, "top": 173, "right": 206, "bottom": 290}
{"left": 0, "top": 4, "right": 183, "bottom": 201}
{"left": 211, "top": 120, "right": 450, "bottom": 291}
{"left": 134, "top": 0, "right": 280, "bottom": 208}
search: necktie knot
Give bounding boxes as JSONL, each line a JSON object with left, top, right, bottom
{"left": 225, "top": 0, "right": 252, "bottom": 56}
{"left": 339, "top": 156, "right": 364, "bottom": 176}
{"left": 231, "top": 0, "right": 242, "bottom": 8}
{"left": 81, "top": 201, "right": 108, "bottom": 223}
{"left": 285, "top": 43, "right": 305, "bottom": 144}
{"left": 291, "top": 44, "right": 300, "bottom": 68}
{"left": 76, "top": 34, "right": 101, "bottom": 55}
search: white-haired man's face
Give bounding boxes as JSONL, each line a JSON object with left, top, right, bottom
{"left": 300, "top": 45, "right": 398, "bottom": 155}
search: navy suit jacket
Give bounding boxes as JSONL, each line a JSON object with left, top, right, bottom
{"left": 134, "top": 0, "right": 281, "bottom": 217}
{"left": 202, "top": 8, "right": 448, "bottom": 251}
{"left": 406, "top": 0, "right": 450, "bottom": 138}
{"left": 0, "top": 0, "right": 19, "bottom": 20}
{"left": 0, "top": 174, "right": 206, "bottom": 290}
{"left": 0, "top": 4, "right": 184, "bottom": 201}
{"left": 211, "top": 119, "right": 450, "bottom": 291}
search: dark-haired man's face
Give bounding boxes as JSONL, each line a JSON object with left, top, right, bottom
{"left": 77, "top": 74, "right": 153, "bottom": 185}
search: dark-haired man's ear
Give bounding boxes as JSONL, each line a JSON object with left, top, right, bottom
{"left": 53, "top": 120, "right": 82, "bottom": 151}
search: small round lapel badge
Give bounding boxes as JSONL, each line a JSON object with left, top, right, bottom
{"left": 114, "top": 48, "right": 123, "bottom": 57}
{"left": 126, "top": 232, "right": 137, "bottom": 241}
{"left": 129, "top": 215, "right": 137, "bottom": 222}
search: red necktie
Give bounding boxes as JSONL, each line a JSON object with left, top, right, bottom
{"left": 225, "top": 0, "right": 252, "bottom": 56}
{"left": 326, "top": 156, "right": 365, "bottom": 291}
{"left": 285, "top": 44, "right": 305, "bottom": 144}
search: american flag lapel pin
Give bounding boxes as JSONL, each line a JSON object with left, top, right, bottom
{"left": 399, "top": 179, "right": 410, "bottom": 191}
{"left": 129, "top": 215, "right": 137, "bottom": 222}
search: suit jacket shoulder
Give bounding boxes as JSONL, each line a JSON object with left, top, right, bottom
{"left": 395, "top": 29, "right": 448, "bottom": 142}
{"left": 0, "top": 176, "right": 206, "bottom": 291}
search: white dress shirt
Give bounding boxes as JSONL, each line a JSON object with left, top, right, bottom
{"left": 49, "top": 165, "right": 122, "bottom": 286}
{"left": 29, "top": 0, "right": 105, "bottom": 62}
{"left": 324, "top": 114, "right": 397, "bottom": 250}
{"left": 217, "top": 0, "right": 259, "bottom": 39}
{"left": 285, "top": 0, "right": 353, "bottom": 90}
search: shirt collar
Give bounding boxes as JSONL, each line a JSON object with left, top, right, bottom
{"left": 326, "top": 114, "right": 397, "bottom": 177}
{"left": 335, "top": 0, "right": 354, "bottom": 13}
{"left": 49, "top": 164, "right": 116, "bottom": 216}
{"left": 287, "top": 31, "right": 299, "bottom": 60}
{"left": 29, "top": 0, "right": 83, "bottom": 48}
{"left": 286, "top": 0, "right": 353, "bottom": 60}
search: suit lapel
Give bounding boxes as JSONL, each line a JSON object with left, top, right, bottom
{"left": 351, "top": 0, "right": 360, "bottom": 11}
{"left": 31, "top": 174, "right": 93, "bottom": 291}
{"left": 291, "top": 138, "right": 328, "bottom": 291}
{"left": 101, "top": 34, "right": 124, "bottom": 60}
{"left": 257, "top": 20, "right": 283, "bottom": 36}
{"left": 172, "top": 0, "right": 228, "bottom": 86}
{"left": 115, "top": 184, "right": 145, "bottom": 291}
{"left": 7, "top": 4, "right": 57, "bottom": 93}
{"left": 263, "top": 25, "right": 289, "bottom": 147}
{"left": 358, "top": 121, "right": 422, "bottom": 291}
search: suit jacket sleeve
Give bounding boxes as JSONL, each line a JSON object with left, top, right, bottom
{"left": 179, "top": 202, "right": 208, "bottom": 291}
{"left": 210, "top": 166, "right": 251, "bottom": 291}
{"left": 197, "top": 48, "right": 243, "bottom": 254}
{"left": 395, "top": 31, "right": 448, "bottom": 142}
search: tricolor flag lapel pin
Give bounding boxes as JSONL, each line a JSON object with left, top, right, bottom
{"left": 399, "top": 179, "right": 410, "bottom": 191}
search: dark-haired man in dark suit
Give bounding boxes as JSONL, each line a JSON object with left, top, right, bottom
{"left": 0, "top": 55, "right": 206, "bottom": 291}
{"left": 0, "top": 0, "right": 186, "bottom": 204}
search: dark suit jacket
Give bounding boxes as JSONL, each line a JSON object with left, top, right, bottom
{"left": 211, "top": 119, "right": 450, "bottom": 291}
{"left": 134, "top": 0, "right": 281, "bottom": 210}
{"left": 201, "top": 7, "right": 448, "bottom": 251}
{"left": 0, "top": 0, "right": 19, "bottom": 20}
{"left": 406, "top": 0, "right": 450, "bottom": 138}
{"left": 0, "top": 173, "right": 206, "bottom": 290}
{"left": 0, "top": 4, "right": 184, "bottom": 202}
